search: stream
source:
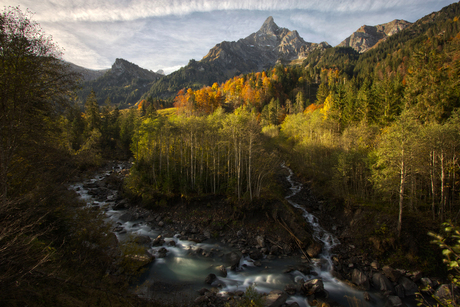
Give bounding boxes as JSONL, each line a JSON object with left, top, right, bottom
{"left": 70, "top": 163, "right": 386, "bottom": 306}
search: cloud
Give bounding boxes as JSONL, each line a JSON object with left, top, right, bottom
{"left": 5, "top": 0, "right": 454, "bottom": 22}
{"left": 3, "top": 0, "right": 458, "bottom": 74}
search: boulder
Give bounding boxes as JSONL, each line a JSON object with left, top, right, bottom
{"left": 434, "top": 284, "right": 456, "bottom": 304}
{"left": 205, "top": 273, "right": 217, "bottom": 285}
{"left": 399, "top": 276, "right": 418, "bottom": 296}
{"left": 224, "top": 251, "right": 242, "bottom": 270}
{"left": 119, "top": 212, "right": 135, "bottom": 222}
{"left": 307, "top": 241, "right": 322, "bottom": 258}
{"left": 352, "top": 268, "right": 370, "bottom": 290}
{"left": 382, "top": 265, "right": 401, "bottom": 282}
{"left": 158, "top": 247, "right": 168, "bottom": 258}
{"left": 301, "top": 278, "right": 325, "bottom": 296}
{"left": 372, "top": 273, "right": 395, "bottom": 293}
{"left": 265, "top": 290, "right": 288, "bottom": 307}
{"left": 284, "top": 284, "right": 297, "bottom": 295}
{"left": 216, "top": 265, "right": 227, "bottom": 277}
{"left": 385, "top": 296, "right": 403, "bottom": 307}
{"left": 152, "top": 235, "right": 164, "bottom": 247}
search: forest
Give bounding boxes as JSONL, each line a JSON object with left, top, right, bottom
{"left": 1, "top": 3, "right": 460, "bottom": 306}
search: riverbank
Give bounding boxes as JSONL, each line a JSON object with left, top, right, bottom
{"left": 70, "top": 161, "right": 454, "bottom": 307}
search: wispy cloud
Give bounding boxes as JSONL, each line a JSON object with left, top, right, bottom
{"left": 6, "top": 0, "right": 451, "bottom": 22}
{"left": 3, "top": 0, "right": 458, "bottom": 74}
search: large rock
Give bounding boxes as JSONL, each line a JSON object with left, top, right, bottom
{"left": 434, "top": 284, "right": 457, "bottom": 304}
{"left": 385, "top": 296, "right": 403, "bottom": 307}
{"left": 352, "top": 269, "right": 370, "bottom": 290}
{"left": 205, "top": 273, "right": 217, "bottom": 285}
{"left": 224, "top": 251, "right": 242, "bottom": 270}
{"left": 119, "top": 212, "right": 135, "bottom": 222}
{"left": 307, "top": 241, "right": 322, "bottom": 258}
{"left": 265, "top": 290, "right": 288, "bottom": 307}
{"left": 216, "top": 265, "right": 227, "bottom": 277}
{"left": 301, "top": 279, "right": 325, "bottom": 296}
{"left": 284, "top": 284, "right": 297, "bottom": 295}
{"left": 372, "top": 273, "right": 395, "bottom": 293}
{"left": 399, "top": 276, "right": 418, "bottom": 296}
{"left": 382, "top": 265, "right": 401, "bottom": 282}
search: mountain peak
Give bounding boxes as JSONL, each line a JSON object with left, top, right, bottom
{"left": 259, "top": 16, "right": 280, "bottom": 34}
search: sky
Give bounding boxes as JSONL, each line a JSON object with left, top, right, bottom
{"left": 4, "top": 0, "right": 459, "bottom": 74}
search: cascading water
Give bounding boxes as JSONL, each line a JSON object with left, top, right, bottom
{"left": 70, "top": 163, "right": 384, "bottom": 306}
{"left": 282, "top": 162, "right": 340, "bottom": 270}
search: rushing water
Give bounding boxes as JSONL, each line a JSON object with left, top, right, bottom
{"left": 70, "top": 163, "right": 385, "bottom": 306}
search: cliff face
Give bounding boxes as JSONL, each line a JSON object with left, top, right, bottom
{"left": 337, "top": 19, "right": 412, "bottom": 53}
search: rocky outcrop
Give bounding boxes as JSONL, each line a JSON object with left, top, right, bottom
{"left": 338, "top": 19, "right": 412, "bottom": 53}
{"left": 201, "top": 16, "right": 330, "bottom": 78}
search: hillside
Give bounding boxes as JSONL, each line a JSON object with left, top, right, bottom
{"left": 76, "top": 58, "right": 163, "bottom": 108}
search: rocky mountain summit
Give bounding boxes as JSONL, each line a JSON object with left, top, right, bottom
{"left": 201, "top": 16, "right": 330, "bottom": 78}
{"left": 76, "top": 58, "right": 163, "bottom": 107}
{"left": 338, "top": 19, "right": 412, "bottom": 53}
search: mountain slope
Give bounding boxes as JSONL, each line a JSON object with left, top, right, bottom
{"left": 77, "top": 58, "right": 163, "bottom": 107}
{"left": 338, "top": 20, "right": 412, "bottom": 53}
{"left": 141, "top": 17, "right": 330, "bottom": 100}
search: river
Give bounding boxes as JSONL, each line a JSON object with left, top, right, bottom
{"left": 70, "top": 163, "right": 386, "bottom": 306}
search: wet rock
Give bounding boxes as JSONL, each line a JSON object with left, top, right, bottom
{"left": 167, "top": 240, "right": 176, "bottom": 247}
{"left": 285, "top": 284, "right": 297, "bottom": 295}
{"left": 371, "top": 260, "right": 379, "bottom": 270}
{"left": 158, "top": 221, "right": 164, "bottom": 227}
{"left": 158, "top": 247, "right": 168, "bottom": 258}
{"left": 216, "top": 265, "right": 227, "bottom": 277}
{"left": 119, "top": 212, "right": 135, "bottom": 222}
{"left": 399, "top": 276, "right": 418, "bottom": 296}
{"left": 152, "top": 235, "right": 164, "bottom": 247}
{"left": 205, "top": 273, "right": 217, "bottom": 285}
{"left": 352, "top": 268, "right": 370, "bottom": 290}
{"left": 385, "top": 296, "right": 403, "bottom": 307}
{"left": 224, "top": 251, "right": 241, "bottom": 269}
{"left": 307, "top": 241, "right": 322, "bottom": 258}
{"left": 301, "top": 278, "right": 325, "bottom": 296}
{"left": 265, "top": 290, "right": 288, "bottom": 307}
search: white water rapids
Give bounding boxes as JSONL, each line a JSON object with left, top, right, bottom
{"left": 70, "top": 163, "right": 384, "bottom": 306}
